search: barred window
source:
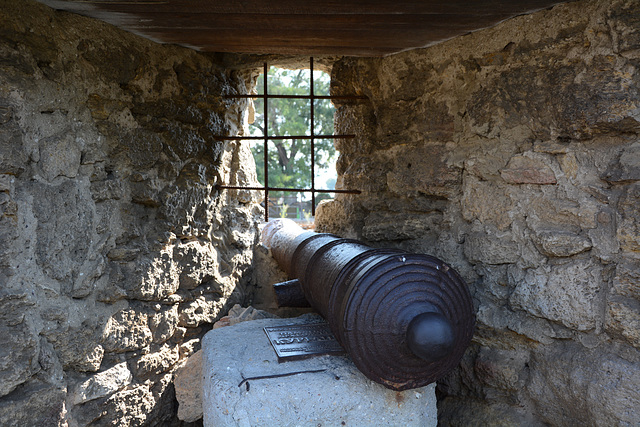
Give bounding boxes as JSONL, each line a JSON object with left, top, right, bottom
{"left": 216, "top": 58, "right": 361, "bottom": 222}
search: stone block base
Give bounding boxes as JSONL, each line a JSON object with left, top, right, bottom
{"left": 202, "top": 315, "right": 436, "bottom": 427}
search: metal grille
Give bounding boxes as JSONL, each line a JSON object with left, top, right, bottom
{"left": 215, "top": 57, "right": 362, "bottom": 221}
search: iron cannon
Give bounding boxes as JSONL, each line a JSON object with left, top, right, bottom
{"left": 262, "top": 219, "right": 475, "bottom": 391}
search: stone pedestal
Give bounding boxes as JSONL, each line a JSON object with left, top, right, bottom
{"left": 202, "top": 315, "right": 437, "bottom": 427}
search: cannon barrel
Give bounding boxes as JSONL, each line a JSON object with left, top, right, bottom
{"left": 262, "top": 219, "right": 475, "bottom": 391}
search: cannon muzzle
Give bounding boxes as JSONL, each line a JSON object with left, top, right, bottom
{"left": 262, "top": 219, "right": 475, "bottom": 391}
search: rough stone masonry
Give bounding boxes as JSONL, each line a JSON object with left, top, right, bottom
{"left": 1, "top": 0, "right": 640, "bottom": 426}
{"left": 317, "top": 0, "right": 640, "bottom": 425}
{"left": 0, "top": 0, "right": 262, "bottom": 425}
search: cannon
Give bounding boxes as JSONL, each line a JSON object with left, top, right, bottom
{"left": 262, "top": 219, "right": 475, "bottom": 391}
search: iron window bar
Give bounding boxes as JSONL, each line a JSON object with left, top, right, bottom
{"left": 215, "top": 57, "right": 364, "bottom": 222}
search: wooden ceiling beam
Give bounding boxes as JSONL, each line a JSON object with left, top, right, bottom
{"left": 109, "top": 13, "right": 513, "bottom": 31}
{"left": 47, "top": 0, "right": 562, "bottom": 16}
{"left": 37, "top": 0, "right": 571, "bottom": 56}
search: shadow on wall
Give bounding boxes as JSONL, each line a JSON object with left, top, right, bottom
{"left": 0, "top": 1, "right": 262, "bottom": 424}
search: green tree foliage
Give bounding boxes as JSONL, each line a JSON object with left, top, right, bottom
{"left": 249, "top": 68, "right": 336, "bottom": 191}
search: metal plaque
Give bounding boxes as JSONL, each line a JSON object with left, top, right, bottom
{"left": 264, "top": 322, "right": 345, "bottom": 362}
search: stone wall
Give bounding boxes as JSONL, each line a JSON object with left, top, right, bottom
{"left": 0, "top": 0, "right": 261, "bottom": 425}
{"left": 317, "top": 0, "right": 640, "bottom": 425}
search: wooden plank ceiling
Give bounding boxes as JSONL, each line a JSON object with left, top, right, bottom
{"left": 37, "top": 0, "right": 571, "bottom": 56}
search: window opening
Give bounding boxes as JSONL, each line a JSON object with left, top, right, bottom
{"left": 215, "top": 57, "right": 363, "bottom": 222}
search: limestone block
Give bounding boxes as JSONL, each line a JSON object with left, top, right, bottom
{"left": 378, "top": 99, "right": 454, "bottom": 144}
{"left": 473, "top": 347, "right": 529, "bottom": 392}
{"left": 442, "top": 398, "right": 537, "bottom": 426}
{"left": 475, "top": 264, "right": 512, "bottom": 301}
{"left": 78, "top": 370, "right": 177, "bottom": 426}
{"left": 339, "top": 152, "right": 391, "bottom": 195}
{"left": 106, "top": 247, "right": 141, "bottom": 262}
{"left": 124, "top": 129, "right": 163, "bottom": 170}
{"left": 80, "top": 345, "right": 105, "bottom": 373}
{"left": 0, "top": 103, "right": 13, "bottom": 125}
{"left": 38, "top": 131, "right": 81, "bottom": 182}
{"left": 476, "top": 304, "right": 556, "bottom": 345}
{"left": 463, "top": 148, "right": 515, "bottom": 181}
{"left": 532, "top": 230, "right": 592, "bottom": 257}
{"left": 149, "top": 304, "right": 179, "bottom": 344}
{"left": 174, "top": 240, "right": 218, "bottom": 290}
{"left": 500, "top": 155, "right": 556, "bottom": 185}
{"left": 314, "top": 198, "right": 362, "bottom": 239}
{"left": 0, "top": 174, "right": 13, "bottom": 193}
{"left": 113, "top": 250, "right": 180, "bottom": 301}
{"left": 588, "top": 208, "right": 620, "bottom": 262}
{"left": 214, "top": 304, "right": 278, "bottom": 328}
{"left": 72, "top": 256, "right": 107, "bottom": 299}
{"left": 525, "top": 193, "right": 598, "bottom": 231}
{"left": 130, "top": 179, "right": 162, "bottom": 207}
{"left": 133, "top": 344, "right": 180, "bottom": 380}
{"left": 102, "top": 383, "right": 155, "bottom": 426}
{"left": 223, "top": 140, "right": 262, "bottom": 205}
{"left": 0, "top": 293, "right": 39, "bottom": 397}
{"left": 90, "top": 179, "right": 126, "bottom": 202}
{"left": 175, "top": 305, "right": 278, "bottom": 423}
{"left": 0, "top": 192, "right": 17, "bottom": 216}
{"left": 587, "top": 357, "right": 640, "bottom": 426}
{"left": 202, "top": 316, "right": 437, "bottom": 427}
{"left": 133, "top": 250, "right": 181, "bottom": 301}
{"left": 362, "top": 211, "right": 442, "bottom": 242}
{"left": 0, "top": 382, "right": 66, "bottom": 427}
{"left": 610, "top": 259, "right": 640, "bottom": 300}
{"left": 178, "top": 296, "right": 225, "bottom": 328}
{"left": 559, "top": 152, "right": 579, "bottom": 180}
{"left": 603, "top": 142, "right": 640, "bottom": 182}
{"left": 159, "top": 185, "right": 213, "bottom": 237}
{"left": 174, "top": 350, "right": 203, "bottom": 423}
{"left": 102, "top": 308, "right": 152, "bottom": 353}
{"left": 0, "top": 215, "right": 19, "bottom": 274}
{"left": 45, "top": 328, "right": 104, "bottom": 372}
{"left": 464, "top": 231, "right": 520, "bottom": 265}
{"left": 617, "top": 183, "right": 640, "bottom": 253}
{"left": 527, "top": 345, "right": 640, "bottom": 426}
{"left": 386, "top": 143, "right": 461, "bottom": 198}
{"left": 510, "top": 260, "right": 603, "bottom": 331}
{"left": 611, "top": 1, "right": 640, "bottom": 53}
{"left": 606, "top": 298, "right": 640, "bottom": 349}
{"left": 534, "top": 140, "right": 571, "bottom": 155}
{"left": 461, "top": 176, "right": 513, "bottom": 230}
{"left": 0, "top": 119, "right": 28, "bottom": 175}
{"left": 32, "top": 180, "right": 93, "bottom": 286}
{"left": 230, "top": 226, "right": 257, "bottom": 249}
{"left": 73, "top": 362, "right": 132, "bottom": 405}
